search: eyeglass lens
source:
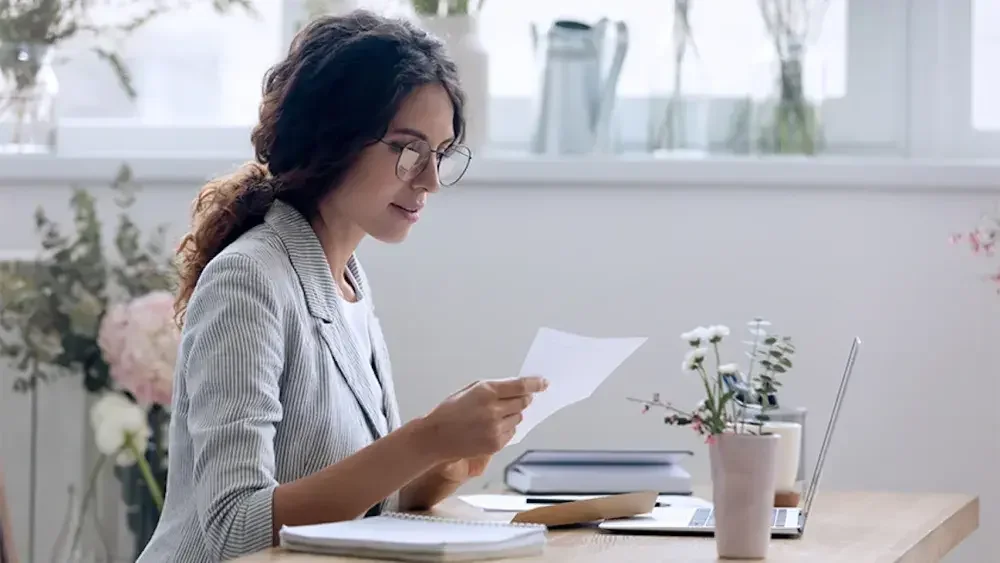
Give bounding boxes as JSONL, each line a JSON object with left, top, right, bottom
{"left": 395, "top": 140, "right": 470, "bottom": 186}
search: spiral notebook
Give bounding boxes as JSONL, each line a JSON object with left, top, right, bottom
{"left": 278, "top": 512, "right": 548, "bottom": 562}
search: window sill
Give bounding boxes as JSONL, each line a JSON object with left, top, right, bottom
{"left": 2, "top": 152, "right": 1000, "bottom": 192}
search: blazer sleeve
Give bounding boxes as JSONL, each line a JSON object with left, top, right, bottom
{"left": 181, "top": 251, "right": 285, "bottom": 560}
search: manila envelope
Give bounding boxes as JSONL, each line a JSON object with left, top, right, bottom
{"left": 510, "top": 491, "right": 658, "bottom": 528}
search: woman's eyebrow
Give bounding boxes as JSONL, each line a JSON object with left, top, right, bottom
{"left": 388, "top": 126, "right": 455, "bottom": 147}
{"left": 388, "top": 127, "right": 428, "bottom": 141}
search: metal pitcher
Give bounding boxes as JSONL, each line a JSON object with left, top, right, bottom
{"left": 529, "top": 18, "right": 629, "bottom": 155}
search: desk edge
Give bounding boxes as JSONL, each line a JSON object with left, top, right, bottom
{"left": 894, "top": 495, "right": 980, "bottom": 563}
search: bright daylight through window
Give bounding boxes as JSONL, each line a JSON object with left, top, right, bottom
{"left": 481, "top": 0, "right": 846, "bottom": 100}
{"left": 39, "top": 0, "right": 992, "bottom": 159}
{"left": 974, "top": 0, "right": 1000, "bottom": 131}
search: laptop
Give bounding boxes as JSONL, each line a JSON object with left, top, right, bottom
{"left": 598, "top": 336, "right": 860, "bottom": 538}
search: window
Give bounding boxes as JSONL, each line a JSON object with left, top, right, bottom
{"left": 57, "top": 0, "right": 1000, "bottom": 160}
{"left": 906, "top": 0, "right": 1000, "bottom": 158}
{"left": 481, "top": 0, "right": 847, "bottom": 100}
{"left": 478, "top": 0, "right": 907, "bottom": 154}
{"left": 56, "top": 0, "right": 285, "bottom": 155}
{"left": 973, "top": 0, "right": 1000, "bottom": 131}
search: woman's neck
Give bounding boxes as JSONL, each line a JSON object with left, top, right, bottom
{"left": 310, "top": 210, "right": 365, "bottom": 293}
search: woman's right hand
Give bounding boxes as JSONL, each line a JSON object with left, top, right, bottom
{"left": 418, "top": 376, "right": 549, "bottom": 461}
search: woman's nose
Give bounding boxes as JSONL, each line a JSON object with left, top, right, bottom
{"left": 412, "top": 158, "right": 441, "bottom": 193}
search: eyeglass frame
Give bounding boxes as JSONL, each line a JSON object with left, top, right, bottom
{"left": 377, "top": 137, "right": 472, "bottom": 187}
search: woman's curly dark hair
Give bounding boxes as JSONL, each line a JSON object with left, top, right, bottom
{"left": 173, "top": 10, "right": 466, "bottom": 325}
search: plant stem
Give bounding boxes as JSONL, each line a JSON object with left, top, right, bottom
{"left": 710, "top": 344, "right": 730, "bottom": 432}
{"left": 125, "top": 436, "right": 164, "bottom": 511}
{"left": 626, "top": 397, "right": 695, "bottom": 418}
{"left": 69, "top": 454, "right": 108, "bottom": 554}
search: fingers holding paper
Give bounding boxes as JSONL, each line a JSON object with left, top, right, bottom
{"left": 490, "top": 376, "right": 550, "bottom": 398}
{"left": 419, "top": 376, "right": 549, "bottom": 460}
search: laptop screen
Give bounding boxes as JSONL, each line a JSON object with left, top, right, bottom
{"left": 800, "top": 337, "right": 861, "bottom": 531}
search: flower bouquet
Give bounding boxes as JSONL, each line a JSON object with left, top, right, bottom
{"left": 0, "top": 164, "right": 178, "bottom": 559}
{"left": 630, "top": 318, "right": 797, "bottom": 559}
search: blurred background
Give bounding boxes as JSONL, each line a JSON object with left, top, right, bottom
{"left": 0, "top": 0, "right": 998, "bottom": 562}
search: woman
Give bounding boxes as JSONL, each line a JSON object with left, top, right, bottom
{"left": 136, "top": 10, "right": 548, "bottom": 562}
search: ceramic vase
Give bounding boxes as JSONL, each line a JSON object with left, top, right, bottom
{"left": 417, "top": 14, "right": 490, "bottom": 152}
{"left": 760, "top": 419, "right": 803, "bottom": 507}
{"left": 709, "top": 432, "right": 779, "bottom": 559}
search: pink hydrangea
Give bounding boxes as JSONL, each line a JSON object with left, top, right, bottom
{"left": 97, "top": 291, "right": 180, "bottom": 407}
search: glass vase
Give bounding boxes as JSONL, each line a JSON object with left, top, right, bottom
{"left": 115, "top": 405, "right": 169, "bottom": 560}
{"left": 747, "top": 39, "right": 827, "bottom": 155}
{"left": 0, "top": 43, "right": 59, "bottom": 154}
{"left": 647, "top": 0, "right": 712, "bottom": 156}
{"left": 50, "top": 485, "right": 112, "bottom": 563}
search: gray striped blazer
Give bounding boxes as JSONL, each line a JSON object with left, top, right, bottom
{"left": 136, "top": 200, "right": 403, "bottom": 562}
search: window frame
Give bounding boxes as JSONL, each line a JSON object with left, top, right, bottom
{"left": 53, "top": 0, "right": 926, "bottom": 160}
{"left": 906, "top": 0, "right": 1000, "bottom": 159}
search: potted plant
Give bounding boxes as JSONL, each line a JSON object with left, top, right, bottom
{"left": 630, "top": 319, "right": 798, "bottom": 559}
{"left": 411, "top": 0, "right": 489, "bottom": 151}
{"left": 716, "top": 317, "right": 805, "bottom": 506}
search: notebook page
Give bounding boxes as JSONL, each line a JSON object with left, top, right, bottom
{"left": 281, "top": 514, "right": 545, "bottom": 550}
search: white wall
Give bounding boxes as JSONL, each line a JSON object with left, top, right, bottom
{"left": 1, "top": 160, "right": 996, "bottom": 562}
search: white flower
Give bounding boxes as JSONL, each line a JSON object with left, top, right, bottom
{"left": 90, "top": 392, "right": 152, "bottom": 467}
{"left": 681, "top": 327, "right": 709, "bottom": 345}
{"left": 718, "top": 363, "right": 740, "bottom": 375}
{"left": 682, "top": 347, "right": 708, "bottom": 371}
{"left": 705, "top": 325, "right": 730, "bottom": 342}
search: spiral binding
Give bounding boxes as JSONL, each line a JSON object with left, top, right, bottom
{"left": 382, "top": 511, "right": 547, "bottom": 530}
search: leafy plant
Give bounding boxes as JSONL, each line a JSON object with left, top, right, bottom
{"left": 628, "top": 318, "right": 797, "bottom": 442}
{"left": 0, "top": 163, "right": 177, "bottom": 393}
{"left": 0, "top": 164, "right": 178, "bottom": 559}
{"left": 733, "top": 317, "right": 796, "bottom": 419}
{"left": 752, "top": 0, "right": 830, "bottom": 154}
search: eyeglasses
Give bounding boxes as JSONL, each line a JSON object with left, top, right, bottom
{"left": 379, "top": 138, "right": 472, "bottom": 187}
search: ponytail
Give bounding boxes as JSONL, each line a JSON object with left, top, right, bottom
{"left": 173, "top": 161, "right": 275, "bottom": 327}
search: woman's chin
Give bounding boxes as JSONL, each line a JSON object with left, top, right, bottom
{"left": 368, "top": 224, "right": 413, "bottom": 244}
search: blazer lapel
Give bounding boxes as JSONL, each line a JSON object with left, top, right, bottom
{"left": 345, "top": 256, "right": 402, "bottom": 432}
{"left": 265, "top": 200, "right": 388, "bottom": 440}
{"left": 369, "top": 314, "right": 402, "bottom": 431}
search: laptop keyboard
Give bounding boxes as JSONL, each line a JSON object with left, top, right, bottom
{"left": 689, "top": 507, "right": 789, "bottom": 528}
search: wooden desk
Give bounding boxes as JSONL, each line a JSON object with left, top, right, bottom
{"left": 234, "top": 490, "right": 979, "bottom": 562}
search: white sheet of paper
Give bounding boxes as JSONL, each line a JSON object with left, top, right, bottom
{"left": 500, "top": 327, "right": 647, "bottom": 446}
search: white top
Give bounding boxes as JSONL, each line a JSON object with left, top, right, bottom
{"left": 341, "top": 296, "right": 372, "bottom": 366}
{"left": 339, "top": 286, "right": 384, "bottom": 420}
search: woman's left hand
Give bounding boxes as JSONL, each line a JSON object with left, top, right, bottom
{"left": 400, "top": 454, "right": 493, "bottom": 511}
{"left": 437, "top": 454, "right": 492, "bottom": 483}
